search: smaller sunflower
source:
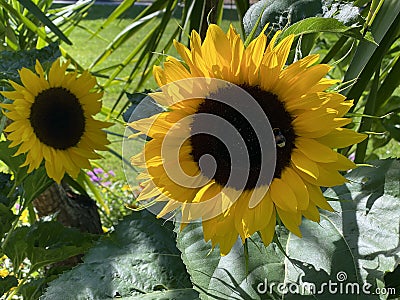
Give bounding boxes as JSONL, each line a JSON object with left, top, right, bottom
{"left": 0, "top": 59, "right": 111, "bottom": 183}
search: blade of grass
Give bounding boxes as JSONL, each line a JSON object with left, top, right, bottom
{"left": 17, "top": 0, "right": 72, "bottom": 44}
{"left": 375, "top": 56, "right": 400, "bottom": 109}
{"left": 0, "top": 0, "right": 53, "bottom": 45}
{"left": 93, "top": 0, "right": 137, "bottom": 35}
{"left": 343, "top": 0, "right": 400, "bottom": 93}
{"left": 89, "top": 10, "right": 162, "bottom": 69}
{"left": 320, "top": 36, "right": 348, "bottom": 64}
{"left": 346, "top": 11, "right": 400, "bottom": 110}
{"left": 101, "top": 26, "right": 157, "bottom": 88}
{"left": 112, "top": 0, "right": 179, "bottom": 114}
{"left": 354, "top": 61, "right": 381, "bottom": 163}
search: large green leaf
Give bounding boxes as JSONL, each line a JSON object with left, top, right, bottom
{"left": 42, "top": 211, "right": 195, "bottom": 299}
{"left": 286, "top": 159, "right": 400, "bottom": 298}
{"left": 177, "top": 159, "right": 400, "bottom": 299}
{"left": 243, "top": 0, "right": 323, "bottom": 38}
{"left": 177, "top": 222, "right": 287, "bottom": 300}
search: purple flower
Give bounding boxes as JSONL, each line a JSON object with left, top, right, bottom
{"left": 103, "top": 181, "right": 112, "bottom": 187}
{"left": 348, "top": 153, "right": 355, "bottom": 162}
{"left": 94, "top": 168, "right": 104, "bottom": 175}
{"left": 91, "top": 175, "right": 100, "bottom": 183}
{"left": 108, "top": 170, "right": 116, "bottom": 177}
{"left": 87, "top": 170, "right": 95, "bottom": 177}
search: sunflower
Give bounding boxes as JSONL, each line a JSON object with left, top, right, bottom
{"left": 0, "top": 59, "right": 111, "bottom": 183}
{"left": 129, "top": 25, "right": 366, "bottom": 255}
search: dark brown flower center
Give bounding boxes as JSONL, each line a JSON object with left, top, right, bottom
{"left": 189, "top": 85, "right": 295, "bottom": 190}
{"left": 30, "top": 87, "right": 85, "bottom": 150}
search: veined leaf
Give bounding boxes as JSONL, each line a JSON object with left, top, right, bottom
{"left": 42, "top": 211, "right": 194, "bottom": 299}
{"left": 286, "top": 159, "right": 400, "bottom": 298}
{"left": 177, "top": 159, "right": 400, "bottom": 299}
{"left": 278, "top": 17, "right": 375, "bottom": 43}
{"left": 177, "top": 222, "right": 287, "bottom": 299}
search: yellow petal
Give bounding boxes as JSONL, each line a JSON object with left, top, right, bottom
{"left": 305, "top": 183, "right": 334, "bottom": 211}
{"left": 276, "top": 207, "right": 302, "bottom": 237}
{"left": 316, "top": 128, "right": 367, "bottom": 148}
{"left": 281, "top": 167, "right": 309, "bottom": 210}
{"left": 302, "top": 202, "right": 320, "bottom": 222}
{"left": 320, "top": 153, "right": 356, "bottom": 171}
{"left": 291, "top": 149, "right": 319, "bottom": 179}
{"left": 259, "top": 206, "right": 276, "bottom": 246}
{"left": 269, "top": 179, "right": 297, "bottom": 212}
{"left": 296, "top": 137, "right": 338, "bottom": 163}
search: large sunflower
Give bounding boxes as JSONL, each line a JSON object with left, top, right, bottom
{"left": 129, "top": 25, "right": 366, "bottom": 255}
{"left": 1, "top": 59, "right": 111, "bottom": 183}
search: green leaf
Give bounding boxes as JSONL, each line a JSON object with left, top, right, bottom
{"left": 20, "top": 166, "right": 54, "bottom": 203}
{"left": 0, "top": 203, "right": 16, "bottom": 238}
{"left": 3, "top": 226, "right": 29, "bottom": 269}
{"left": 26, "top": 221, "right": 97, "bottom": 272}
{"left": 177, "top": 222, "right": 287, "bottom": 299}
{"left": 18, "top": 277, "right": 49, "bottom": 300}
{"left": 0, "top": 43, "right": 60, "bottom": 82}
{"left": 0, "top": 275, "right": 18, "bottom": 296}
{"left": 0, "top": 141, "right": 29, "bottom": 185}
{"left": 115, "top": 289, "right": 200, "bottom": 300}
{"left": 0, "top": 173, "right": 17, "bottom": 208}
{"left": 343, "top": 0, "right": 400, "bottom": 99}
{"left": 243, "top": 0, "right": 323, "bottom": 38}
{"left": 0, "top": 141, "right": 54, "bottom": 203}
{"left": 278, "top": 17, "right": 374, "bottom": 43}
{"left": 42, "top": 211, "right": 194, "bottom": 299}
{"left": 285, "top": 159, "right": 400, "bottom": 297}
{"left": 3, "top": 222, "right": 97, "bottom": 273}
{"left": 93, "top": 0, "right": 137, "bottom": 35}
{"left": 176, "top": 159, "right": 400, "bottom": 298}
{"left": 376, "top": 57, "right": 400, "bottom": 110}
